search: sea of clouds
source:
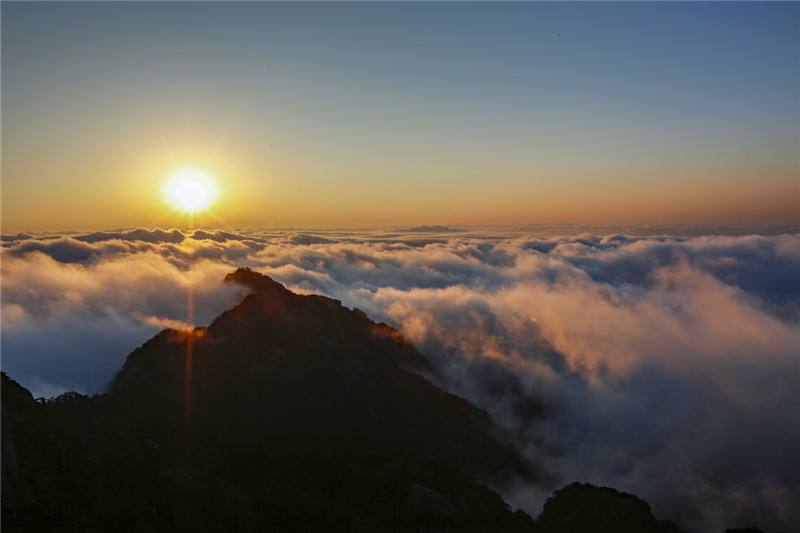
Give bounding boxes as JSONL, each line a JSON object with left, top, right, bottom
{"left": 2, "top": 225, "right": 799, "bottom": 531}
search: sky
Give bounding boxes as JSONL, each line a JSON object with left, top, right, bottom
{"left": 2, "top": 2, "right": 799, "bottom": 231}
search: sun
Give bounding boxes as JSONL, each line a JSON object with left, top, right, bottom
{"left": 163, "top": 169, "right": 218, "bottom": 213}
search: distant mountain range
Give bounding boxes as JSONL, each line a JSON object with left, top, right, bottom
{"left": 0, "top": 269, "right": 770, "bottom": 532}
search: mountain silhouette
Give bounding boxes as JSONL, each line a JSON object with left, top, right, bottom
{"left": 1, "top": 268, "right": 760, "bottom": 532}
{"left": 2, "top": 268, "right": 538, "bottom": 532}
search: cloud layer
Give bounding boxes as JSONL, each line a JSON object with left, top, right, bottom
{"left": 2, "top": 226, "right": 799, "bottom": 531}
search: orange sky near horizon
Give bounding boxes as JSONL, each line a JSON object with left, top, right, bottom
{"left": 2, "top": 157, "right": 798, "bottom": 233}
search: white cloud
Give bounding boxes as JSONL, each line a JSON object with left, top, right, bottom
{"left": 2, "top": 227, "right": 799, "bottom": 530}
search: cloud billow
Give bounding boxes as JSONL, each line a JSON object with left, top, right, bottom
{"left": 2, "top": 227, "right": 799, "bottom": 531}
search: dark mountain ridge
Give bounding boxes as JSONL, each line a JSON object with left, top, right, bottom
{"left": 3, "top": 268, "right": 537, "bottom": 531}
{"left": 0, "top": 268, "right": 765, "bottom": 532}
{"left": 108, "top": 268, "right": 534, "bottom": 485}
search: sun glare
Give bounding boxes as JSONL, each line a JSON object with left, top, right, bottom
{"left": 164, "top": 169, "right": 218, "bottom": 213}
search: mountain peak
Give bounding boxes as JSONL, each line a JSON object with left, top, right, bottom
{"left": 223, "top": 267, "right": 291, "bottom": 295}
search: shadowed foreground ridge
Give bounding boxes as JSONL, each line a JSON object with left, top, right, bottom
{"left": 1, "top": 269, "right": 752, "bottom": 532}
{"left": 3, "top": 269, "right": 536, "bottom": 532}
